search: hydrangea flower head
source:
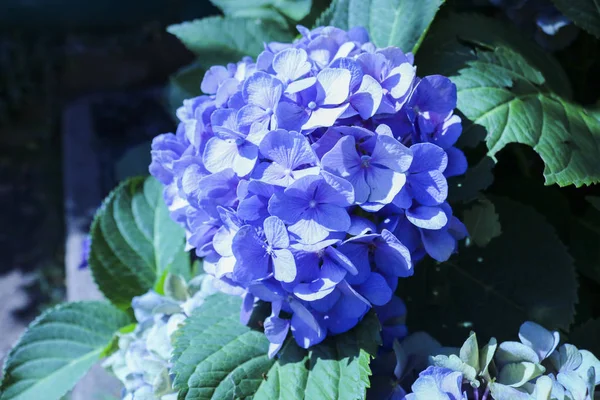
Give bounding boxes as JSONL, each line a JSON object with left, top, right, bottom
{"left": 150, "top": 25, "right": 467, "bottom": 354}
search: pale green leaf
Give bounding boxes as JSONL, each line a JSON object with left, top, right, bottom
{"left": 453, "top": 46, "right": 600, "bottom": 187}
{"left": 167, "top": 17, "right": 293, "bottom": 66}
{"left": 211, "top": 0, "right": 311, "bottom": 21}
{"left": 550, "top": 0, "right": 600, "bottom": 38}
{"left": 171, "top": 293, "right": 273, "bottom": 399}
{"left": 317, "top": 0, "right": 444, "bottom": 53}
{"left": 89, "top": 176, "right": 187, "bottom": 308}
{"left": 0, "top": 302, "right": 131, "bottom": 400}
{"left": 401, "top": 196, "right": 577, "bottom": 345}
{"left": 463, "top": 197, "right": 502, "bottom": 247}
{"left": 254, "top": 312, "right": 381, "bottom": 400}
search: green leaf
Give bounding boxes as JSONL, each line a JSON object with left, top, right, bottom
{"left": 463, "top": 197, "right": 502, "bottom": 247}
{"left": 89, "top": 176, "right": 187, "bottom": 308}
{"left": 417, "top": 13, "right": 572, "bottom": 98}
{"left": 453, "top": 46, "right": 600, "bottom": 187}
{"left": 0, "top": 302, "right": 131, "bottom": 400}
{"left": 211, "top": 0, "right": 312, "bottom": 21}
{"left": 317, "top": 0, "right": 444, "bottom": 53}
{"left": 167, "top": 62, "right": 204, "bottom": 120}
{"left": 400, "top": 196, "right": 577, "bottom": 346}
{"left": 171, "top": 293, "right": 274, "bottom": 399}
{"left": 549, "top": 0, "right": 600, "bottom": 38}
{"left": 254, "top": 311, "right": 381, "bottom": 400}
{"left": 167, "top": 17, "right": 293, "bottom": 66}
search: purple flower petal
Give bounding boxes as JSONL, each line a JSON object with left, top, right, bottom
{"left": 351, "top": 74, "right": 383, "bottom": 119}
{"left": 242, "top": 71, "right": 283, "bottom": 110}
{"left": 265, "top": 315, "right": 290, "bottom": 358}
{"left": 290, "top": 300, "right": 325, "bottom": 348}
{"left": 421, "top": 229, "right": 456, "bottom": 262}
{"left": 356, "top": 272, "right": 392, "bottom": 306}
{"left": 232, "top": 225, "right": 269, "bottom": 283}
{"left": 316, "top": 68, "right": 351, "bottom": 105}
{"left": 273, "top": 48, "right": 311, "bottom": 83}
{"left": 444, "top": 147, "right": 468, "bottom": 178}
{"left": 302, "top": 104, "right": 350, "bottom": 131}
{"left": 371, "top": 135, "right": 413, "bottom": 172}
{"left": 406, "top": 206, "right": 448, "bottom": 230}
{"left": 272, "top": 248, "right": 296, "bottom": 283}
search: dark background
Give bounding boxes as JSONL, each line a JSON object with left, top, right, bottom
{"left": 0, "top": 0, "right": 220, "bottom": 319}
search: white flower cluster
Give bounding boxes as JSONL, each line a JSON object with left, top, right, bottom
{"left": 103, "top": 274, "right": 217, "bottom": 400}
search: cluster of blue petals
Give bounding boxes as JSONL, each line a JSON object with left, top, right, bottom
{"left": 149, "top": 25, "right": 467, "bottom": 355}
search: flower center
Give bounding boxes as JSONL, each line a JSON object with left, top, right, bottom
{"left": 265, "top": 107, "right": 273, "bottom": 115}
{"left": 284, "top": 168, "right": 292, "bottom": 176}
{"left": 360, "top": 155, "right": 371, "bottom": 168}
{"left": 235, "top": 137, "right": 246, "bottom": 146}
{"left": 307, "top": 101, "right": 317, "bottom": 110}
{"left": 309, "top": 200, "right": 317, "bottom": 208}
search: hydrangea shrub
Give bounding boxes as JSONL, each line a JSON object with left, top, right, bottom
{"left": 1, "top": 1, "right": 599, "bottom": 400}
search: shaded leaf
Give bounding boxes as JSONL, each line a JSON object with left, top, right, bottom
{"left": 0, "top": 302, "right": 131, "bottom": 400}
{"left": 89, "top": 176, "right": 187, "bottom": 308}
{"left": 400, "top": 196, "right": 577, "bottom": 346}
{"left": 447, "top": 156, "right": 495, "bottom": 203}
{"left": 463, "top": 197, "right": 502, "bottom": 247}
{"left": 167, "top": 17, "right": 293, "bottom": 66}
{"left": 550, "top": 0, "right": 600, "bottom": 38}
{"left": 317, "top": 0, "right": 444, "bottom": 53}
{"left": 417, "top": 13, "right": 572, "bottom": 98}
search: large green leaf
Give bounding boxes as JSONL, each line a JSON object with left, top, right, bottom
{"left": 417, "top": 13, "right": 572, "bottom": 98}
{"left": 211, "top": 0, "right": 312, "bottom": 21}
{"left": 453, "top": 46, "right": 600, "bottom": 187}
{"left": 172, "top": 294, "right": 381, "bottom": 400}
{"left": 400, "top": 196, "right": 577, "bottom": 346}
{"left": 171, "top": 293, "right": 274, "bottom": 399}
{"left": 317, "top": 0, "right": 444, "bottom": 53}
{"left": 550, "top": 0, "right": 600, "bottom": 38}
{"left": 0, "top": 302, "right": 131, "bottom": 400}
{"left": 254, "top": 312, "right": 381, "bottom": 400}
{"left": 89, "top": 176, "right": 187, "bottom": 308}
{"left": 167, "top": 17, "right": 294, "bottom": 67}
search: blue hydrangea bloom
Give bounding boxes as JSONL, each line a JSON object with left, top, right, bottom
{"left": 150, "top": 25, "right": 467, "bottom": 354}
{"left": 405, "top": 366, "right": 468, "bottom": 400}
